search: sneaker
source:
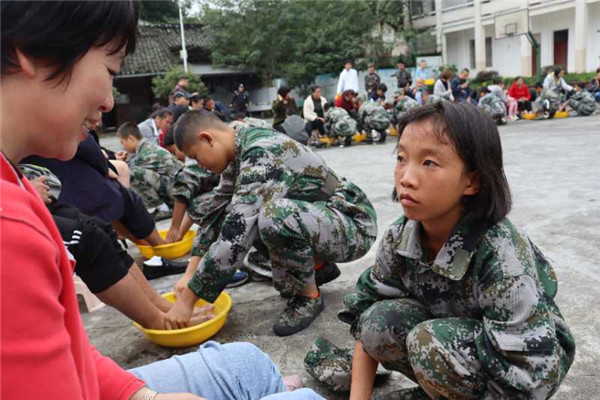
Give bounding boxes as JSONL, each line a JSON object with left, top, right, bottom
{"left": 142, "top": 256, "right": 188, "bottom": 280}
{"left": 273, "top": 293, "right": 324, "bottom": 336}
{"left": 315, "top": 262, "right": 341, "bottom": 286}
{"left": 225, "top": 269, "right": 250, "bottom": 288}
{"left": 344, "top": 136, "right": 352, "bottom": 147}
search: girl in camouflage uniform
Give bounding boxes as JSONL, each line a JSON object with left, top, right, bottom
{"left": 341, "top": 103, "right": 574, "bottom": 399}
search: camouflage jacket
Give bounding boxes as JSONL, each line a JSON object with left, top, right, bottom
{"left": 391, "top": 69, "right": 412, "bottom": 88}
{"left": 364, "top": 72, "right": 381, "bottom": 93}
{"left": 568, "top": 90, "right": 596, "bottom": 115}
{"left": 424, "top": 94, "right": 445, "bottom": 105}
{"left": 339, "top": 216, "right": 575, "bottom": 396}
{"left": 188, "top": 126, "right": 378, "bottom": 302}
{"left": 127, "top": 138, "right": 183, "bottom": 177}
{"left": 172, "top": 159, "right": 220, "bottom": 204}
{"left": 478, "top": 93, "right": 507, "bottom": 117}
{"left": 324, "top": 107, "right": 356, "bottom": 137}
{"left": 358, "top": 101, "right": 391, "bottom": 131}
{"left": 394, "top": 96, "right": 420, "bottom": 120}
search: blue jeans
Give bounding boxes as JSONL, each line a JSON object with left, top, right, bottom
{"left": 129, "top": 341, "right": 324, "bottom": 400}
{"left": 594, "top": 92, "right": 600, "bottom": 102}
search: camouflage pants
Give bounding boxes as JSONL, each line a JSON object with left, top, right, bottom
{"left": 363, "top": 115, "right": 390, "bottom": 133}
{"left": 568, "top": 99, "right": 596, "bottom": 116}
{"left": 356, "top": 298, "right": 567, "bottom": 399}
{"left": 258, "top": 198, "right": 374, "bottom": 295}
{"left": 130, "top": 166, "right": 174, "bottom": 209}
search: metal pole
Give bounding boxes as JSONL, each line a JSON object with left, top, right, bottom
{"left": 179, "top": 1, "right": 188, "bottom": 73}
{"left": 526, "top": 31, "right": 540, "bottom": 81}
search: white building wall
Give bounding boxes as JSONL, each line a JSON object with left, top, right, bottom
{"left": 587, "top": 2, "right": 600, "bottom": 70}
{"left": 492, "top": 34, "right": 521, "bottom": 76}
{"left": 445, "top": 30, "right": 473, "bottom": 70}
{"left": 530, "top": 7, "right": 575, "bottom": 71}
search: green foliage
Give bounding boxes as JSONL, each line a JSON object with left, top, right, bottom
{"left": 152, "top": 66, "right": 207, "bottom": 102}
{"left": 140, "top": 0, "right": 198, "bottom": 23}
{"left": 473, "top": 70, "right": 500, "bottom": 84}
{"left": 201, "top": 0, "right": 411, "bottom": 89}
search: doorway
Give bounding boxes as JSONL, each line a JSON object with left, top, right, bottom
{"left": 553, "top": 29, "right": 568, "bottom": 69}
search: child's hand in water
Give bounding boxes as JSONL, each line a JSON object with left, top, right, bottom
{"left": 165, "top": 226, "right": 180, "bottom": 243}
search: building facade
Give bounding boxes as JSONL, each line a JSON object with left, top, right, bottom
{"left": 412, "top": 0, "right": 600, "bottom": 76}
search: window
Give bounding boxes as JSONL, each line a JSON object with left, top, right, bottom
{"left": 486, "top": 37, "right": 493, "bottom": 67}
{"left": 469, "top": 37, "right": 493, "bottom": 69}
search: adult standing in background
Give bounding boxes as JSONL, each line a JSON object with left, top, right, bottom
{"left": 414, "top": 59, "right": 428, "bottom": 80}
{"left": 336, "top": 60, "right": 359, "bottom": 95}
{"left": 138, "top": 108, "right": 174, "bottom": 145}
{"left": 303, "top": 85, "right": 328, "bottom": 136}
{"left": 172, "top": 75, "right": 190, "bottom": 97}
{"left": 391, "top": 60, "right": 412, "bottom": 89}
{"left": 364, "top": 63, "right": 380, "bottom": 98}
{"left": 230, "top": 83, "right": 250, "bottom": 115}
{"left": 168, "top": 91, "right": 191, "bottom": 122}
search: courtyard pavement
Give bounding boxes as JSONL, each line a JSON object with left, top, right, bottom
{"left": 86, "top": 114, "right": 600, "bottom": 399}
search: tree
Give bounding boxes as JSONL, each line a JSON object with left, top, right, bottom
{"left": 140, "top": 0, "right": 198, "bottom": 24}
{"left": 152, "top": 66, "right": 207, "bottom": 102}
{"left": 201, "top": 0, "right": 379, "bottom": 90}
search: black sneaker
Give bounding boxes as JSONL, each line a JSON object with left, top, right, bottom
{"left": 273, "top": 293, "right": 324, "bottom": 336}
{"left": 315, "top": 262, "right": 341, "bottom": 286}
{"left": 344, "top": 136, "right": 352, "bottom": 147}
{"left": 142, "top": 257, "right": 187, "bottom": 280}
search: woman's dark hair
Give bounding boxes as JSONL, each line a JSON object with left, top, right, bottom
{"left": 514, "top": 76, "right": 523, "bottom": 83}
{"left": 377, "top": 83, "right": 388, "bottom": 93}
{"left": 553, "top": 67, "right": 564, "bottom": 77}
{"left": 492, "top": 78, "right": 502, "bottom": 85}
{"left": 1, "top": 1, "right": 138, "bottom": 84}
{"left": 278, "top": 85, "right": 292, "bottom": 98}
{"left": 311, "top": 85, "right": 322, "bottom": 93}
{"left": 395, "top": 102, "right": 512, "bottom": 225}
{"left": 440, "top": 68, "right": 453, "bottom": 81}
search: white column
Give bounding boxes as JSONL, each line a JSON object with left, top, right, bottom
{"left": 520, "top": 35, "right": 533, "bottom": 77}
{"left": 435, "top": 0, "right": 443, "bottom": 54}
{"left": 442, "top": 31, "right": 448, "bottom": 65}
{"left": 473, "top": 0, "right": 486, "bottom": 71}
{"left": 574, "top": 0, "right": 588, "bottom": 73}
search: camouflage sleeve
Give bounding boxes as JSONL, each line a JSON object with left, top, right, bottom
{"left": 172, "top": 164, "right": 219, "bottom": 204}
{"left": 188, "top": 147, "right": 290, "bottom": 302}
{"left": 338, "top": 219, "right": 412, "bottom": 329}
{"left": 474, "top": 243, "right": 564, "bottom": 395}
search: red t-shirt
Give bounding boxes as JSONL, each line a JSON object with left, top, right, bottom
{"left": 508, "top": 83, "right": 531, "bottom": 101}
{"left": 0, "top": 153, "right": 145, "bottom": 399}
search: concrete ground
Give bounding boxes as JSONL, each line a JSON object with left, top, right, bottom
{"left": 87, "top": 114, "right": 600, "bottom": 399}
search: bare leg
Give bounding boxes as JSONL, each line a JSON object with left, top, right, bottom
{"left": 95, "top": 273, "right": 166, "bottom": 329}
{"left": 298, "top": 278, "right": 319, "bottom": 298}
{"left": 129, "top": 262, "right": 173, "bottom": 312}
{"left": 108, "top": 160, "right": 130, "bottom": 188}
{"left": 175, "top": 256, "right": 201, "bottom": 294}
{"left": 112, "top": 220, "right": 166, "bottom": 246}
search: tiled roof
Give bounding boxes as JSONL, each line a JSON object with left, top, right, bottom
{"left": 119, "top": 23, "right": 208, "bottom": 77}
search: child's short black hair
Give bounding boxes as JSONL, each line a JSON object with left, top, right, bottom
{"left": 395, "top": 102, "right": 512, "bottom": 225}
{"left": 535, "top": 82, "right": 544, "bottom": 89}
{"left": 117, "top": 122, "right": 143, "bottom": 140}
{"left": 492, "top": 78, "right": 502, "bottom": 85}
{"left": 151, "top": 108, "right": 173, "bottom": 120}
{"left": 479, "top": 87, "right": 490, "bottom": 95}
{"left": 377, "top": 83, "right": 388, "bottom": 93}
{"left": 1, "top": 1, "right": 138, "bottom": 84}
{"left": 278, "top": 85, "right": 292, "bottom": 98}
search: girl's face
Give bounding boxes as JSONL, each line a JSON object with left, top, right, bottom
{"left": 516, "top": 78, "right": 524, "bottom": 86}
{"left": 22, "top": 45, "right": 121, "bottom": 160}
{"left": 394, "top": 120, "right": 479, "bottom": 227}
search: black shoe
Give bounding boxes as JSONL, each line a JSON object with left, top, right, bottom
{"left": 142, "top": 257, "right": 187, "bottom": 280}
{"left": 273, "top": 293, "right": 324, "bottom": 336}
{"left": 315, "top": 262, "right": 341, "bottom": 286}
{"left": 377, "top": 132, "right": 387, "bottom": 143}
{"left": 364, "top": 137, "right": 374, "bottom": 144}
{"left": 344, "top": 136, "right": 352, "bottom": 147}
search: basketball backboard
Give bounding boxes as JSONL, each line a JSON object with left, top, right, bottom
{"left": 494, "top": 9, "right": 529, "bottom": 40}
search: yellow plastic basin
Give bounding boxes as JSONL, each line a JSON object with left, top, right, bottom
{"left": 554, "top": 111, "right": 569, "bottom": 118}
{"left": 388, "top": 127, "right": 397, "bottom": 136}
{"left": 353, "top": 132, "right": 367, "bottom": 142}
{"left": 133, "top": 291, "right": 232, "bottom": 348}
{"left": 424, "top": 79, "right": 435, "bottom": 85}
{"left": 136, "top": 230, "right": 196, "bottom": 260}
{"left": 523, "top": 113, "right": 539, "bottom": 120}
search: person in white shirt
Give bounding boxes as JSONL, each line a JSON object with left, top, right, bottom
{"left": 137, "top": 108, "right": 174, "bottom": 145}
{"left": 336, "top": 60, "right": 359, "bottom": 95}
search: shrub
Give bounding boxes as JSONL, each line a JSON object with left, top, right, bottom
{"left": 152, "top": 65, "right": 207, "bottom": 102}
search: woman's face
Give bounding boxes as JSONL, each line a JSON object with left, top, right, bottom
{"left": 516, "top": 78, "right": 524, "bottom": 86}
{"left": 313, "top": 88, "right": 322, "bottom": 99}
{"left": 25, "top": 44, "right": 121, "bottom": 160}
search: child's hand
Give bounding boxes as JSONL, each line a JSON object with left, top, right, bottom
{"left": 165, "top": 226, "right": 180, "bottom": 243}
{"left": 165, "top": 297, "right": 194, "bottom": 330}
{"left": 30, "top": 176, "right": 52, "bottom": 204}
{"left": 115, "top": 151, "right": 127, "bottom": 161}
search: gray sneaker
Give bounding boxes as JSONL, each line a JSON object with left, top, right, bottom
{"left": 273, "top": 293, "right": 324, "bottom": 336}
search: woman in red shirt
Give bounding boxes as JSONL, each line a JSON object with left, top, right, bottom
{"left": 508, "top": 76, "right": 532, "bottom": 116}
{"left": 1, "top": 2, "right": 321, "bottom": 400}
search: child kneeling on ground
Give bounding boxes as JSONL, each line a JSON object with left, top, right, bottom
{"left": 166, "top": 110, "right": 378, "bottom": 335}
{"left": 339, "top": 103, "right": 574, "bottom": 399}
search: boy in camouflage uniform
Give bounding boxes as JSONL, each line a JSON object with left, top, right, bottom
{"left": 421, "top": 90, "right": 445, "bottom": 106}
{"left": 394, "top": 89, "right": 420, "bottom": 122}
{"left": 477, "top": 88, "right": 507, "bottom": 125}
{"left": 117, "top": 122, "right": 183, "bottom": 209}
{"left": 535, "top": 88, "right": 563, "bottom": 118}
{"left": 566, "top": 84, "right": 596, "bottom": 116}
{"left": 165, "top": 110, "right": 378, "bottom": 336}
{"left": 324, "top": 105, "right": 357, "bottom": 147}
{"left": 357, "top": 95, "right": 391, "bottom": 144}
{"left": 310, "top": 103, "right": 575, "bottom": 399}
{"left": 364, "top": 63, "right": 381, "bottom": 98}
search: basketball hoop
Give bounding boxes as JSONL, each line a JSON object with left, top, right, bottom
{"left": 494, "top": 9, "right": 529, "bottom": 40}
